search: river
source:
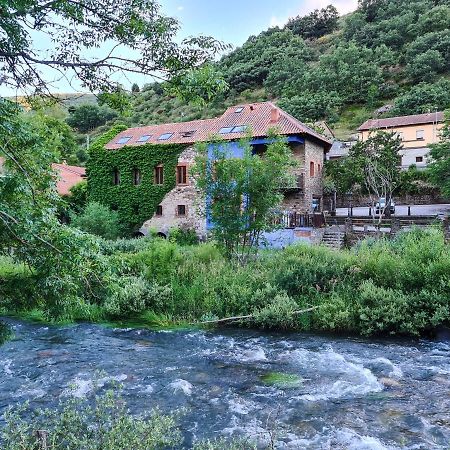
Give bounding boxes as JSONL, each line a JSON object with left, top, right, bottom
{"left": 0, "top": 319, "right": 449, "bottom": 449}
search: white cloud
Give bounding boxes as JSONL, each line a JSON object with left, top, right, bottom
{"left": 177, "top": 5, "right": 184, "bottom": 11}
{"left": 270, "top": 15, "right": 288, "bottom": 28}
{"left": 296, "top": 0, "right": 358, "bottom": 16}
{"left": 269, "top": 1, "right": 357, "bottom": 29}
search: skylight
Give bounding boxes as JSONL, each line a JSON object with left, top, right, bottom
{"left": 158, "top": 133, "right": 174, "bottom": 141}
{"left": 232, "top": 125, "right": 247, "bottom": 133}
{"left": 180, "top": 130, "right": 196, "bottom": 138}
{"left": 235, "top": 107, "right": 244, "bottom": 113}
{"left": 137, "top": 134, "right": 152, "bottom": 142}
{"left": 219, "top": 127, "right": 235, "bottom": 134}
{"left": 116, "top": 136, "right": 131, "bottom": 144}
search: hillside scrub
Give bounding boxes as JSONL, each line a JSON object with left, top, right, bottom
{"left": 1, "top": 228, "right": 449, "bottom": 337}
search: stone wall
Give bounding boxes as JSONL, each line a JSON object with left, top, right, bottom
{"left": 141, "top": 138, "right": 327, "bottom": 237}
{"left": 140, "top": 147, "right": 206, "bottom": 237}
{"left": 281, "top": 139, "right": 325, "bottom": 213}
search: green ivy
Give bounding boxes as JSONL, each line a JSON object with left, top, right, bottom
{"left": 87, "top": 126, "right": 186, "bottom": 232}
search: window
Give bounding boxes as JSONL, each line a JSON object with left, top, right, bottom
{"left": 219, "top": 126, "right": 234, "bottom": 134}
{"left": 416, "top": 156, "right": 423, "bottom": 163}
{"left": 176, "top": 165, "right": 187, "bottom": 185}
{"left": 232, "top": 125, "right": 247, "bottom": 133}
{"left": 116, "top": 136, "right": 131, "bottom": 145}
{"left": 235, "top": 107, "right": 244, "bottom": 113}
{"left": 177, "top": 205, "right": 186, "bottom": 216}
{"left": 218, "top": 125, "right": 247, "bottom": 134}
{"left": 113, "top": 168, "right": 120, "bottom": 185}
{"left": 310, "top": 161, "right": 315, "bottom": 177}
{"left": 137, "top": 134, "right": 151, "bottom": 142}
{"left": 132, "top": 168, "right": 141, "bottom": 185}
{"left": 156, "top": 205, "right": 163, "bottom": 216}
{"left": 312, "top": 197, "right": 321, "bottom": 212}
{"left": 158, "top": 133, "right": 173, "bottom": 141}
{"left": 318, "top": 163, "right": 321, "bottom": 173}
{"left": 416, "top": 129, "right": 424, "bottom": 140}
{"left": 154, "top": 164, "right": 164, "bottom": 185}
{"left": 180, "top": 130, "right": 196, "bottom": 138}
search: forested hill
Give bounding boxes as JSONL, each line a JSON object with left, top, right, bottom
{"left": 75, "top": 0, "right": 450, "bottom": 142}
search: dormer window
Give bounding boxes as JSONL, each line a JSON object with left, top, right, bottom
{"left": 158, "top": 133, "right": 174, "bottom": 141}
{"left": 137, "top": 135, "right": 151, "bottom": 142}
{"left": 116, "top": 136, "right": 131, "bottom": 145}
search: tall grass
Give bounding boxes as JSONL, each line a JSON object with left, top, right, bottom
{"left": 1, "top": 228, "right": 449, "bottom": 336}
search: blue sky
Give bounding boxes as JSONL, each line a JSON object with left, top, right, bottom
{"left": 1, "top": 0, "right": 357, "bottom": 96}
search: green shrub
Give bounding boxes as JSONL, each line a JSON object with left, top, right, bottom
{"left": 1, "top": 389, "right": 181, "bottom": 450}
{"left": 253, "top": 293, "right": 301, "bottom": 330}
{"left": 104, "top": 276, "right": 172, "bottom": 318}
{"left": 169, "top": 227, "right": 199, "bottom": 245}
{"left": 71, "top": 202, "right": 121, "bottom": 240}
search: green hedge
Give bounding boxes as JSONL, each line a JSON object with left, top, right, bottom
{"left": 87, "top": 126, "right": 186, "bottom": 232}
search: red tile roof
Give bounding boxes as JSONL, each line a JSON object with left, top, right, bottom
{"left": 105, "top": 102, "right": 332, "bottom": 150}
{"left": 358, "top": 111, "right": 444, "bottom": 131}
{"left": 0, "top": 158, "right": 85, "bottom": 196}
{"left": 51, "top": 163, "right": 86, "bottom": 196}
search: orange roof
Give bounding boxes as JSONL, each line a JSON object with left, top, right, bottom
{"left": 52, "top": 163, "right": 86, "bottom": 196}
{"left": 105, "top": 102, "right": 332, "bottom": 150}
{"left": 0, "top": 158, "right": 85, "bottom": 196}
{"left": 358, "top": 111, "right": 444, "bottom": 131}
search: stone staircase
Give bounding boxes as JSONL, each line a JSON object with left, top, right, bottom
{"left": 321, "top": 228, "right": 345, "bottom": 249}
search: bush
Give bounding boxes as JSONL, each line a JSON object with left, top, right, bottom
{"left": 253, "top": 293, "right": 302, "bottom": 330}
{"left": 71, "top": 202, "right": 121, "bottom": 240}
{"left": 104, "top": 276, "right": 172, "bottom": 318}
{"left": 169, "top": 227, "right": 199, "bottom": 245}
{"left": 1, "top": 389, "right": 182, "bottom": 449}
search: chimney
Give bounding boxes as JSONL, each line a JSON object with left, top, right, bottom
{"left": 270, "top": 107, "right": 280, "bottom": 124}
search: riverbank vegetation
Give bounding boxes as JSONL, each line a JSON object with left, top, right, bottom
{"left": 1, "top": 227, "right": 449, "bottom": 337}
{"left": 1, "top": 387, "right": 253, "bottom": 449}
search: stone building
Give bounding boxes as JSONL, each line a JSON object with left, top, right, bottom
{"left": 103, "top": 102, "right": 331, "bottom": 237}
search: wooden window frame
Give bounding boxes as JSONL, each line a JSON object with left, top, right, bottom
{"left": 309, "top": 161, "right": 315, "bottom": 178}
{"left": 154, "top": 164, "right": 164, "bottom": 185}
{"left": 176, "top": 164, "right": 188, "bottom": 185}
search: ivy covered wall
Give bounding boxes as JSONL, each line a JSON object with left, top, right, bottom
{"left": 87, "top": 125, "right": 187, "bottom": 232}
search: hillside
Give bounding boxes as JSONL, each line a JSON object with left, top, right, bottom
{"left": 70, "top": 0, "right": 450, "bottom": 143}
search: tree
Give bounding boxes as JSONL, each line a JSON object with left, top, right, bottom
{"left": 279, "top": 91, "right": 342, "bottom": 123}
{"left": 0, "top": 0, "right": 227, "bottom": 99}
{"left": 131, "top": 83, "right": 140, "bottom": 93}
{"left": 194, "top": 135, "right": 295, "bottom": 260}
{"left": 66, "top": 104, "right": 117, "bottom": 133}
{"left": 391, "top": 79, "right": 450, "bottom": 116}
{"left": 286, "top": 5, "right": 339, "bottom": 39}
{"left": 71, "top": 202, "right": 121, "bottom": 240}
{"left": 347, "top": 132, "right": 402, "bottom": 225}
{"left": 406, "top": 50, "right": 445, "bottom": 82}
{"left": 429, "top": 111, "right": 450, "bottom": 199}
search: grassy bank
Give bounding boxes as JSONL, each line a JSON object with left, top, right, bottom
{"left": 1, "top": 227, "right": 449, "bottom": 337}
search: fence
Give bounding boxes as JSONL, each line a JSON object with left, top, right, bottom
{"left": 274, "top": 212, "right": 326, "bottom": 229}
